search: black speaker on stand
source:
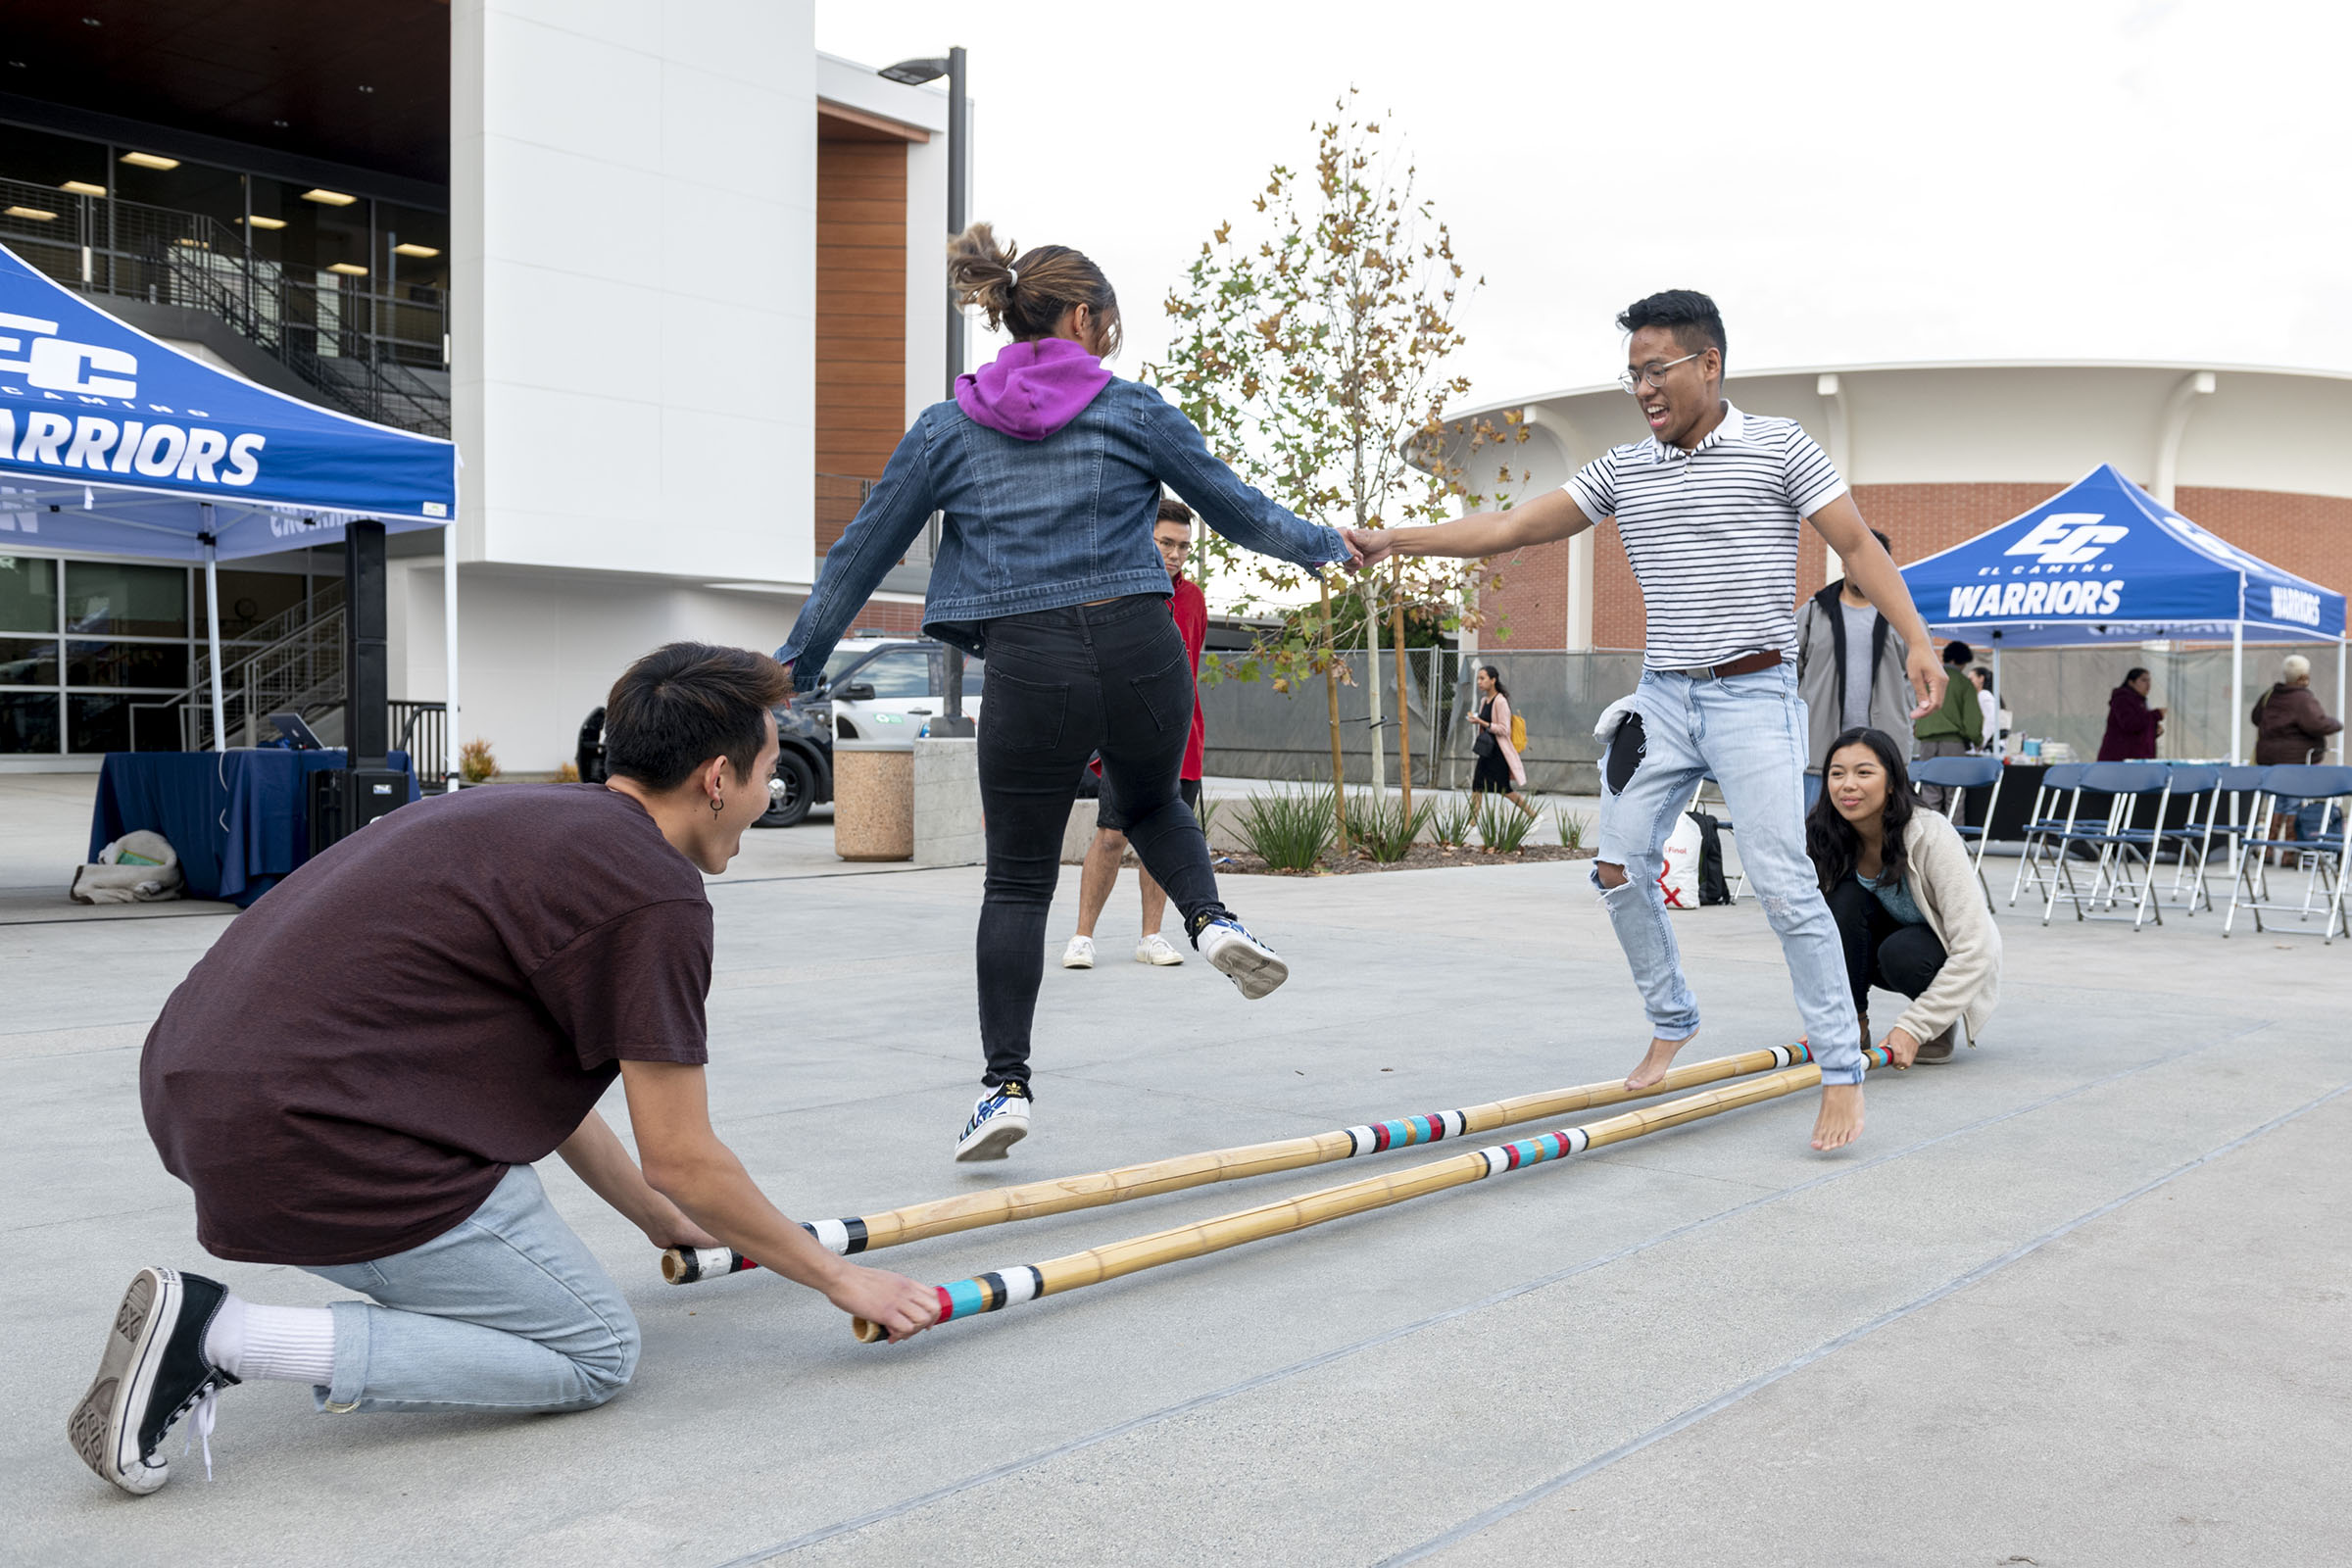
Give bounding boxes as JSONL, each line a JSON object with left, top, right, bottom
{"left": 309, "top": 521, "right": 410, "bottom": 857}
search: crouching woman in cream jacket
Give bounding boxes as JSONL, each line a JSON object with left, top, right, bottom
{"left": 1806, "top": 726, "right": 2002, "bottom": 1066}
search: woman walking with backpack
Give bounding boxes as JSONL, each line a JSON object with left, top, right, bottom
{"left": 778, "top": 224, "right": 1358, "bottom": 1162}
{"left": 1467, "top": 664, "right": 1536, "bottom": 819}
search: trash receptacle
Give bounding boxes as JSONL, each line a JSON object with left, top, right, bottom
{"left": 832, "top": 738, "right": 914, "bottom": 861}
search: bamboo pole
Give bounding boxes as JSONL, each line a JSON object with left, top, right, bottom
{"left": 663, "top": 1041, "right": 1838, "bottom": 1285}
{"left": 851, "top": 1045, "right": 1895, "bottom": 1342}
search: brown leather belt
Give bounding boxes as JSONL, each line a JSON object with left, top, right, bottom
{"left": 1679, "top": 649, "right": 1783, "bottom": 680}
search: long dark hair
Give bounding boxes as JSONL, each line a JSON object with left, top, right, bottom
{"left": 1479, "top": 664, "right": 1509, "bottom": 701}
{"left": 1806, "top": 726, "right": 1916, "bottom": 897}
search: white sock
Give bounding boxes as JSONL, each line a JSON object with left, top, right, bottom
{"left": 203, "top": 1295, "right": 338, "bottom": 1385}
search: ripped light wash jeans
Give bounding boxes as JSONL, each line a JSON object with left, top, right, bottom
{"left": 301, "top": 1163, "right": 640, "bottom": 1414}
{"left": 1592, "top": 663, "right": 1864, "bottom": 1086}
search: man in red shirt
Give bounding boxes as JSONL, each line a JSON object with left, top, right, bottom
{"left": 1064, "top": 498, "right": 1209, "bottom": 969}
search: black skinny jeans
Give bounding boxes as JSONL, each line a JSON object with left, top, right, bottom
{"left": 1826, "top": 874, "right": 1946, "bottom": 1024}
{"left": 974, "top": 596, "right": 1225, "bottom": 1087}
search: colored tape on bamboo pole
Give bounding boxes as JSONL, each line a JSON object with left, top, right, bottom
{"left": 663, "top": 1041, "right": 1831, "bottom": 1287}
{"left": 850, "top": 1044, "right": 1894, "bottom": 1343}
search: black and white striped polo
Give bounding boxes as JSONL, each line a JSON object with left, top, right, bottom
{"left": 1564, "top": 405, "right": 1847, "bottom": 671}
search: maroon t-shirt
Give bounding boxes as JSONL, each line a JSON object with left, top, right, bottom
{"left": 141, "top": 783, "right": 711, "bottom": 1266}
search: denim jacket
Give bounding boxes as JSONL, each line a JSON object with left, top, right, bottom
{"left": 776, "top": 379, "right": 1346, "bottom": 689}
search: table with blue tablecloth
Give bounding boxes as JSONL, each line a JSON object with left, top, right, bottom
{"left": 89, "top": 750, "right": 420, "bottom": 906}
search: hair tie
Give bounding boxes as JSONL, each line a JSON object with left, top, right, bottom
{"left": 1005, "top": 267, "right": 1019, "bottom": 288}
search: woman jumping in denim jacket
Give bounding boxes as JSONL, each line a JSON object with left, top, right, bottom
{"left": 778, "top": 223, "right": 1358, "bottom": 1162}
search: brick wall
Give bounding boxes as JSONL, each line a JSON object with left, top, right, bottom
{"left": 1481, "top": 482, "right": 2350, "bottom": 652}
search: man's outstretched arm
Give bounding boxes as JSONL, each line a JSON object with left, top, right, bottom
{"left": 1809, "top": 494, "right": 1945, "bottom": 718}
{"left": 618, "top": 1059, "right": 939, "bottom": 1341}
{"left": 1345, "top": 487, "right": 1594, "bottom": 565}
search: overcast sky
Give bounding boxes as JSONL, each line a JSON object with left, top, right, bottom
{"left": 816, "top": 0, "right": 2348, "bottom": 409}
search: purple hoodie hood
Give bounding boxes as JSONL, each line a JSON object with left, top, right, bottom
{"left": 955, "top": 337, "right": 1113, "bottom": 441}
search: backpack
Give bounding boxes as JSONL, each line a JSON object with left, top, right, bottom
{"left": 1685, "top": 811, "right": 1733, "bottom": 906}
{"left": 1509, "top": 710, "right": 1527, "bottom": 751}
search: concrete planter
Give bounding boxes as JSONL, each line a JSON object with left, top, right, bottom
{"left": 832, "top": 738, "right": 913, "bottom": 861}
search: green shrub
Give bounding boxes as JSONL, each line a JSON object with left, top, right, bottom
{"left": 1555, "top": 808, "right": 1590, "bottom": 852}
{"left": 1347, "top": 792, "right": 1432, "bottom": 863}
{"left": 1430, "top": 794, "right": 1479, "bottom": 848}
{"left": 1232, "top": 786, "right": 1337, "bottom": 871}
{"left": 1477, "top": 794, "right": 1537, "bottom": 853}
{"left": 1194, "top": 794, "right": 1221, "bottom": 841}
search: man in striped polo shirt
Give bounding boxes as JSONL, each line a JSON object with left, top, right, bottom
{"left": 1351, "top": 290, "right": 1942, "bottom": 1151}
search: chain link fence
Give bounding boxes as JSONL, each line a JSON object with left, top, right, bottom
{"left": 1199, "top": 641, "right": 2346, "bottom": 788}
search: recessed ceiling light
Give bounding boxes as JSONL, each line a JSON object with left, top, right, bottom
{"left": 172, "top": 237, "right": 211, "bottom": 250}
{"left": 121, "top": 152, "right": 180, "bottom": 171}
{"left": 8, "top": 60, "right": 26, "bottom": 68}
{"left": 81, "top": 16, "right": 101, "bottom": 25}
{"left": 240, "top": 215, "right": 288, "bottom": 230}
{"left": 392, "top": 242, "right": 439, "bottom": 259}
{"left": 301, "top": 188, "right": 358, "bottom": 207}
{"left": 357, "top": 84, "right": 374, "bottom": 94}
{"left": 59, "top": 179, "right": 106, "bottom": 197}
{"left": 326, "top": 263, "right": 369, "bottom": 276}
{"left": 271, "top": 119, "right": 289, "bottom": 128}
{"left": 5, "top": 205, "right": 59, "bottom": 222}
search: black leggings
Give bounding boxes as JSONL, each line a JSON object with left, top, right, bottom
{"left": 974, "top": 596, "right": 1225, "bottom": 1087}
{"left": 1826, "top": 875, "right": 1946, "bottom": 1022}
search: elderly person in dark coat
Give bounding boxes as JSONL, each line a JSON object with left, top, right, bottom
{"left": 2255, "top": 654, "right": 2345, "bottom": 848}
{"left": 2096, "top": 667, "right": 2164, "bottom": 761}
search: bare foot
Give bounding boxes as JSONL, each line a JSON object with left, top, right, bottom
{"left": 1811, "top": 1083, "right": 1864, "bottom": 1151}
{"left": 1625, "top": 1031, "right": 1694, "bottom": 1092}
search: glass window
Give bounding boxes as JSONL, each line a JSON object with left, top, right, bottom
{"left": 198, "top": 570, "right": 308, "bottom": 639}
{"left": 111, "top": 153, "right": 246, "bottom": 235}
{"left": 0, "top": 691, "right": 60, "bottom": 754}
{"left": 821, "top": 648, "right": 871, "bottom": 685}
{"left": 68, "top": 692, "right": 134, "bottom": 754}
{"left": 0, "top": 556, "right": 59, "bottom": 633}
{"left": 66, "top": 641, "right": 188, "bottom": 689}
{"left": 961, "top": 657, "right": 985, "bottom": 697}
{"left": 858, "top": 648, "right": 934, "bottom": 699}
{"left": 0, "top": 123, "right": 111, "bottom": 193}
{"left": 65, "top": 562, "right": 187, "bottom": 637}
{"left": 0, "top": 637, "right": 61, "bottom": 686}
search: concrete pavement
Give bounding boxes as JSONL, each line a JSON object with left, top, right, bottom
{"left": 2, "top": 785, "right": 2344, "bottom": 1566}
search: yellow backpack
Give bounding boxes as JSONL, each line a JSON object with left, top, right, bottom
{"left": 1509, "top": 711, "right": 1528, "bottom": 751}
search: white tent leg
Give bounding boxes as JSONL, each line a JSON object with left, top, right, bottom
{"left": 443, "top": 523, "right": 462, "bottom": 790}
{"left": 2336, "top": 635, "right": 2346, "bottom": 761}
{"left": 2230, "top": 610, "right": 2243, "bottom": 766}
{"left": 202, "top": 523, "right": 227, "bottom": 754}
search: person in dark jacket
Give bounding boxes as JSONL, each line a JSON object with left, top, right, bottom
{"left": 2254, "top": 654, "right": 2344, "bottom": 846}
{"left": 1794, "top": 528, "right": 1913, "bottom": 808}
{"left": 2096, "top": 667, "right": 2164, "bottom": 761}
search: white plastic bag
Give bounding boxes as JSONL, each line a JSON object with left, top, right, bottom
{"left": 1657, "top": 813, "right": 1703, "bottom": 910}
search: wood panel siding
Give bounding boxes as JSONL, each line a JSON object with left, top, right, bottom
{"left": 815, "top": 122, "right": 909, "bottom": 555}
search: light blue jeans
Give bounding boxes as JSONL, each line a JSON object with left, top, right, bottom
{"left": 302, "top": 1163, "right": 640, "bottom": 1414}
{"left": 1593, "top": 664, "right": 1865, "bottom": 1085}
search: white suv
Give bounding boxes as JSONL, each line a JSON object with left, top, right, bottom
{"left": 817, "top": 638, "right": 984, "bottom": 741}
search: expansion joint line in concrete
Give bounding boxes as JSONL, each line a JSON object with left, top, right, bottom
{"left": 714, "top": 1023, "right": 2270, "bottom": 1566}
{"left": 1376, "top": 1075, "right": 2352, "bottom": 1567}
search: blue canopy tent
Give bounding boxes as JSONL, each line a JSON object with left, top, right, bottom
{"left": 0, "top": 241, "right": 458, "bottom": 772}
{"left": 1900, "top": 465, "right": 2346, "bottom": 762}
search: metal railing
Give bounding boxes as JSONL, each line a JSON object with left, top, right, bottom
{"left": 390, "top": 701, "right": 448, "bottom": 787}
{"left": 0, "top": 175, "right": 450, "bottom": 436}
{"left": 132, "top": 585, "right": 347, "bottom": 751}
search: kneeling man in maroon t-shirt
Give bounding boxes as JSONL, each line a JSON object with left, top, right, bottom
{"left": 70, "top": 642, "right": 937, "bottom": 1495}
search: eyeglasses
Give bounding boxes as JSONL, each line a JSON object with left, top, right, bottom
{"left": 1617, "top": 352, "right": 1701, "bottom": 395}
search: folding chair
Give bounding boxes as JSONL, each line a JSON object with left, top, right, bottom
{"left": 1908, "top": 755, "right": 2005, "bottom": 905}
{"left": 2224, "top": 764, "right": 2352, "bottom": 942}
{"left": 2009, "top": 762, "right": 2090, "bottom": 908}
{"left": 2042, "top": 762, "right": 2173, "bottom": 929}
{"left": 2153, "top": 764, "right": 2222, "bottom": 914}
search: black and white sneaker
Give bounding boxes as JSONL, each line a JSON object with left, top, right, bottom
{"left": 68, "top": 1267, "right": 239, "bottom": 1494}
{"left": 954, "top": 1081, "right": 1032, "bottom": 1161}
{"left": 1195, "top": 914, "right": 1289, "bottom": 1000}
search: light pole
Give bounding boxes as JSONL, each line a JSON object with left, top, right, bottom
{"left": 879, "top": 46, "right": 974, "bottom": 736}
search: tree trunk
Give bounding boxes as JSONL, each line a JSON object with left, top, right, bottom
{"left": 1362, "top": 573, "right": 1386, "bottom": 794}
{"left": 1391, "top": 562, "right": 1413, "bottom": 812}
{"left": 1321, "top": 577, "right": 1348, "bottom": 852}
